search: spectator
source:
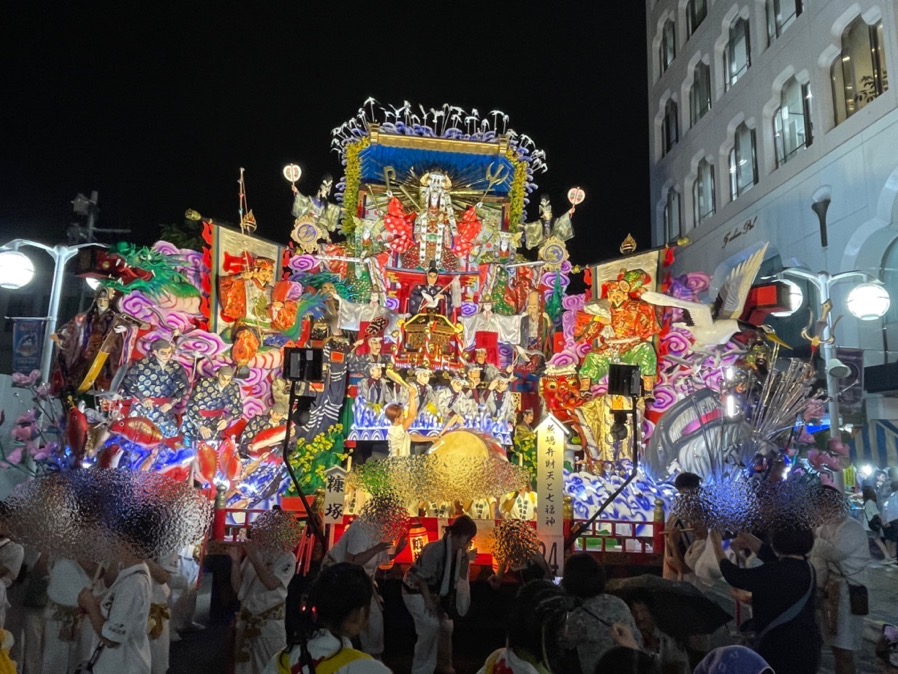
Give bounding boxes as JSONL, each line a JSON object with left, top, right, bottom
{"left": 626, "top": 592, "right": 691, "bottom": 674}
{"left": 861, "top": 486, "right": 891, "bottom": 563}
{"left": 693, "top": 645, "right": 773, "bottom": 674}
{"left": 811, "top": 498, "right": 870, "bottom": 674}
{"left": 477, "top": 580, "right": 570, "bottom": 673}
{"left": 262, "top": 562, "right": 390, "bottom": 673}
{"left": 711, "top": 527, "right": 820, "bottom": 674}
{"left": 561, "top": 552, "right": 641, "bottom": 672}
{"left": 402, "top": 515, "right": 477, "bottom": 674}
{"left": 881, "top": 480, "right": 898, "bottom": 561}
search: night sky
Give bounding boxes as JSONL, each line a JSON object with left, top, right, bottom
{"left": 2, "top": 4, "right": 649, "bottom": 268}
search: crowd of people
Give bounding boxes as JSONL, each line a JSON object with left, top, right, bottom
{"left": 1, "top": 467, "right": 897, "bottom": 673}
{"left": 0, "top": 501, "right": 203, "bottom": 674}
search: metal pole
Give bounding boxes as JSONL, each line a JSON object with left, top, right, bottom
{"left": 40, "top": 246, "right": 79, "bottom": 383}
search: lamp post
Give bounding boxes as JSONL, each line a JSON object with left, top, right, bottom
{"left": 779, "top": 268, "right": 890, "bottom": 462}
{"left": 0, "top": 239, "right": 104, "bottom": 383}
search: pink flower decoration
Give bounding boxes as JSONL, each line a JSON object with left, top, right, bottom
{"left": 11, "top": 370, "right": 40, "bottom": 388}
{"left": 12, "top": 425, "right": 35, "bottom": 443}
{"left": 15, "top": 410, "right": 37, "bottom": 426}
{"left": 5, "top": 448, "right": 23, "bottom": 465}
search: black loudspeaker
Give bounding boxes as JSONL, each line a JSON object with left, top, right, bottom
{"left": 607, "top": 363, "right": 642, "bottom": 397}
{"left": 283, "top": 347, "right": 324, "bottom": 383}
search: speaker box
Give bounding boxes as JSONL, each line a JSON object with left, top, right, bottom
{"left": 283, "top": 347, "right": 324, "bottom": 383}
{"left": 608, "top": 363, "right": 642, "bottom": 397}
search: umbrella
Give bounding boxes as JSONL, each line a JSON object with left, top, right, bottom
{"left": 606, "top": 574, "right": 732, "bottom": 640}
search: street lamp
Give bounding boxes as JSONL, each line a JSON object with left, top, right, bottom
{"left": 778, "top": 268, "right": 890, "bottom": 459}
{"left": 0, "top": 239, "right": 105, "bottom": 383}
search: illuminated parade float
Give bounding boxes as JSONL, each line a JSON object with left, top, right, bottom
{"left": 2, "top": 102, "right": 863, "bottom": 572}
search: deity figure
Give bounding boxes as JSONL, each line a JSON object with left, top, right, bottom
{"left": 409, "top": 267, "right": 452, "bottom": 316}
{"left": 464, "top": 367, "right": 490, "bottom": 409}
{"left": 467, "top": 347, "right": 510, "bottom": 383}
{"left": 403, "top": 367, "right": 437, "bottom": 417}
{"left": 459, "top": 301, "right": 521, "bottom": 365}
{"left": 183, "top": 366, "right": 243, "bottom": 444}
{"left": 349, "top": 335, "right": 390, "bottom": 376}
{"left": 290, "top": 174, "right": 342, "bottom": 250}
{"left": 51, "top": 287, "right": 127, "bottom": 394}
{"left": 486, "top": 376, "right": 516, "bottom": 427}
{"left": 358, "top": 363, "right": 394, "bottom": 410}
{"left": 517, "top": 290, "right": 552, "bottom": 357}
{"left": 578, "top": 269, "right": 660, "bottom": 393}
{"left": 514, "top": 409, "right": 536, "bottom": 445}
{"left": 523, "top": 195, "right": 574, "bottom": 250}
{"left": 239, "top": 403, "right": 288, "bottom": 458}
{"left": 398, "top": 172, "right": 482, "bottom": 269}
{"left": 437, "top": 376, "right": 471, "bottom": 432}
{"left": 121, "top": 339, "right": 189, "bottom": 438}
{"left": 218, "top": 255, "right": 276, "bottom": 327}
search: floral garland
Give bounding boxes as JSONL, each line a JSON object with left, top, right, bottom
{"left": 339, "top": 138, "right": 370, "bottom": 241}
{"left": 504, "top": 148, "right": 528, "bottom": 228}
{"left": 285, "top": 423, "right": 347, "bottom": 493}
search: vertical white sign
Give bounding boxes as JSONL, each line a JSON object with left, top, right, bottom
{"left": 323, "top": 465, "right": 348, "bottom": 527}
{"left": 536, "top": 414, "right": 568, "bottom": 574}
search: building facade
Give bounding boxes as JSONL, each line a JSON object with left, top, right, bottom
{"left": 646, "top": 0, "right": 898, "bottom": 450}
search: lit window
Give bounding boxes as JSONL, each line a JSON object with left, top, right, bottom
{"left": 831, "top": 17, "right": 889, "bottom": 125}
{"left": 664, "top": 189, "right": 682, "bottom": 242}
{"left": 724, "top": 18, "right": 751, "bottom": 90}
{"left": 660, "top": 20, "right": 676, "bottom": 73}
{"left": 766, "top": 0, "right": 803, "bottom": 45}
{"left": 686, "top": 0, "right": 707, "bottom": 37}
{"left": 773, "top": 78, "right": 812, "bottom": 167}
{"left": 692, "top": 159, "right": 716, "bottom": 226}
{"left": 662, "top": 99, "right": 679, "bottom": 155}
{"left": 690, "top": 62, "right": 712, "bottom": 127}
{"left": 728, "top": 123, "right": 757, "bottom": 200}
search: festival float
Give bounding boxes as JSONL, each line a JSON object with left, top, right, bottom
{"left": 1, "top": 102, "right": 849, "bottom": 573}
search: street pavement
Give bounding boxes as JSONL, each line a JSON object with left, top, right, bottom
{"left": 171, "top": 560, "right": 898, "bottom": 673}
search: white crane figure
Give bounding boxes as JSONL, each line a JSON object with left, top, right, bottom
{"left": 641, "top": 243, "right": 769, "bottom": 348}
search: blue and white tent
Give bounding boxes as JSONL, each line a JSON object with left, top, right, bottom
{"left": 850, "top": 419, "right": 898, "bottom": 468}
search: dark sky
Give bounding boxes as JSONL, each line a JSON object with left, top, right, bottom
{"left": 1, "top": 4, "right": 649, "bottom": 268}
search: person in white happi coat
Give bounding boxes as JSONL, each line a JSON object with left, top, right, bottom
{"left": 167, "top": 544, "right": 202, "bottom": 637}
{"left": 78, "top": 558, "right": 153, "bottom": 674}
{"left": 228, "top": 540, "right": 296, "bottom": 674}
{"left": 325, "top": 520, "right": 408, "bottom": 659}
{"left": 42, "top": 558, "right": 100, "bottom": 674}
{"left": 146, "top": 557, "right": 177, "bottom": 674}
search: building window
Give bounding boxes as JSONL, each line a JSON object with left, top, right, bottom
{"left": 766, "top": 0, "right": 802, "bottom": 45}
{"left": 662, "top": 99, "right": 679, "bottom": 155}
{"left": 692, "top": 159, "right": 716, "bottom": 226}
{"left": 690, "top": 62, "right": 712, "bottom": 127}
{"left": 686, "top": 0, "right": 707, "bottom": 37}
{"left": 831, "top": 17, "right": 889, "bottom": 125}
{"left": 724, "top": 17, "right": 751, "bottom": 90}
{"left": 773, "top": 78, "right": 812, "bottom": 167}
{"left": 729, "top": 123, "right": 757, "bottom": 200}
{"left": 660, "top": 19, "right": 677, "bottom": 73}
{"left": 664, "top": 189, "right": 682, "bottom": 242}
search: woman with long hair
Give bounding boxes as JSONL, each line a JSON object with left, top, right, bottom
{"left": 862, "top": 486, "right": 891, "bottom": 563}
{"left": 263, "top": 562, "right": 390, "bottom": 673}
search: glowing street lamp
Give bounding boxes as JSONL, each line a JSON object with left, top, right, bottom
{"left": 778, "top": 268, "right": 890, "bottom": 462}
{"left": 0, "top": 239, "right": 105, "bottom": 383}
